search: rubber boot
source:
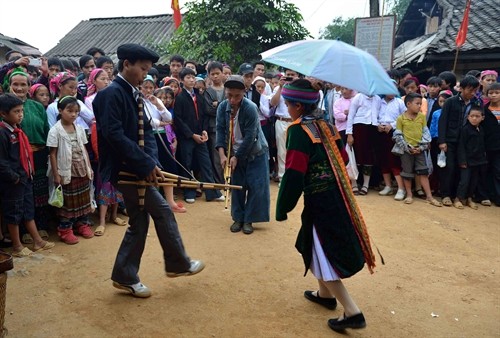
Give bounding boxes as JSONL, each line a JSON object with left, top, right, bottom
{"left": 58, "top": 228, "right": 79, "bottom": 245}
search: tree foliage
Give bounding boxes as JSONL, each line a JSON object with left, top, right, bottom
{"left": 319, "top": 17, "right": 356, "bottom": 44}
{"left": 319, "top": 0, "right": 411, "bottom": 44}
{"left": 162, "top": 0, "right": 310, "bottom": 67}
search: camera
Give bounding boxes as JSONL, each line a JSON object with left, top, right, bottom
{"left": 283, "top": 76, "right": 293, "bottom": 82}
{"left": 28, "top": 58, "right": 42, "bottom": 67}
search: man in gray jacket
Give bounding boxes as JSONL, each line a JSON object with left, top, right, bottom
{"left": 216, "top": 75, "right": 270, "bottom": 235}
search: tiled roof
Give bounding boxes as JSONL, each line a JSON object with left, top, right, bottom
{"left": 0, "top": 34, "right": 42, "bottom": 57}
{"left": 45, "top": 14, "right": 175, "bottom": 65}
{"left": 431, "top": 0, "right": 499, "bottom": 53}
{"left": 393, "top": 0, "right": 499, "bottom": 67}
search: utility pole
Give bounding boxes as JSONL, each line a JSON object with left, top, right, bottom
{"left": 370, "top": 0, "right": 380, "bottom": 17}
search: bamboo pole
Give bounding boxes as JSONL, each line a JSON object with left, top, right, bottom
{"left": 118, "top": 180, "right": 242, "bottom": 190}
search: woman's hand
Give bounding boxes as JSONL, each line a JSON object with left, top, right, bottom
{"left": 347, "top": 134, "right": 354, "bottom": 146}
{"left": 54, "top": 173, "right": 62, "bottom": 185}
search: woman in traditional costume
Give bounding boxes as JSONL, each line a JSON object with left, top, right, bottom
{"left": 276, "top": 79, "right": 376, "bottom": 332}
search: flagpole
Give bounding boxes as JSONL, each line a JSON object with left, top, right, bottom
{"left": 452, "top": 47, "right": 460, "bottom": 73}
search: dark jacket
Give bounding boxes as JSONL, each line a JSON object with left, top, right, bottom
{"left": 438, "top": 94, "right": 482, "bottom": 144}
{"left": 425, "top": 95, "right": 441, "bottom": 128}
{"left": 245, "top": 84, "right": 261, "bottom": 109}
{"left": 483, "top": 103, "right": 500, "bottom": 152}
{"left": 457, "top": 122, "right": 487, "bottom": 166}
{"left": 174, "top": 88, "right": 207, "bottom": 140}
{"left": 93, "top": 76, "right": 159, "bottom": 184}
{"left": 0, "top": 124, "right": 27, "bottom": 184}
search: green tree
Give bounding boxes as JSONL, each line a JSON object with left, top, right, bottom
{"left": 387, "top": 0, "right": 411, "bottom": 23}
{"left": 163, "top": 0, "right": 309, "bottom": 67}
{"left": 319, "top": 17, "right": 355, "bottom": 44}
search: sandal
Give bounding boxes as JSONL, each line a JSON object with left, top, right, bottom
{"left": 426, "top": 198, "right": 442, "bottom": 207}
{"left": 359, "top": 186, "right": 369, "bottom": 196}
{"left": 352, "top": 186, "right": 360, "bottom": 195}
{"left": 441, "top": 197, "right": 453, "bottom": 206}
{"left": 171, "top": 202, "right": 187, "bottom": 213}
{"left": 21, "top": 233, "right": 33, "bottom": 244}
{"left": 404, "top": 197, "right": 413, "bottom": 204}
{"left": 112, "top": 218, "right": 127, "bottom": 226}
{"left": 453, "top": 198, "right": 464, "bottom": 209}
{"left": 38, "top": 230, "right": 49, "bottom": 241}
{"left": 94, "top": 225, "right": 106, "bottom": 236}
{"left": 415, "top": 189, "right": 425, "bottom": 199}
{"left": 12, "top": 247, "right": 33, "bottom": 258}
{"left": 467, "top": 198, "right": 478, "bottom": 210}
{"left": 34, "top": 241, "right": 55, "bottom": 252}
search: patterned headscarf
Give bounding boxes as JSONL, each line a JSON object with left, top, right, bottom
{"left": 480, "top": 70, "right": 498, "bottom": 80}
{"left": 49, "top": 72, "right": 76, "bottom": 97}
{"left": 86, "top": 68, "right": 105, "bottom": 97}
{"left": 162, "top": 77, "right": 181, "bottom": 95}
{"left": 29, "top": 83, "right": 44, "bottom": 99}
{"left": 282, "top": 83, "right": 320, "bottom": 104}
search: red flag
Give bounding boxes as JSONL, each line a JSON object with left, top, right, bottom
{"left": 171, "top": 0, "right": 182, "bottom": 29}
{"left": 455, "top": 0, "right": 471, "bottom": 48}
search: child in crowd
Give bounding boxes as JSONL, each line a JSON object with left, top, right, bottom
{"left": 429, "top": 90, "right": 453, "bottom": 194}
{"left": 155, "top": 87, "right": 178, "bottom": 156}
{"left": 0, "top": 94, "right": 55, "bottom": 256}
{"left": 169, "top": 55, "right": 185, "bottom": 80}
{"left": 376, "top": 94, "right": 406, "bottom": 199}
{"left": 143, "top": 76, "right": 186, "bottom": 213}
{"left": 195, "top": 77, "right": 206, "bottom": 94}
{"left": 95, "top": 56, "right": 115, "bottom": 82}
{"left": 174, "top": 67, "right": 223, "bottom": 204}
{"left": 86, "top": 69, "right": 125, "bottom": 235}
{"left": 346, "top": 93, "right": 381, "bottom": 195}
{"left": 77, "top": 55, "right": 96, "bottom": 99}
{"left": 29, "top": 84, "right": 50, "bottom": 108}
{"left": 438, "top": 75, "right": 481, "bottom": 206}
{"left": 222, "top": 64, "right": 232, "bottom": 82}
{"left": 481, "top": 83, "right": 500, "bottom": 206}
{"left": 455, "top": 106, "right": 488, "bottom": 209}
{"left": 333, "top": 87, "right": 354, "bottom": 144}
{"left": 47, "top": 72, "right": 95, "bottom": 133}
{"left": 393, "top": 93, "right": 442, "bottom": 207}
{"left": 47, "top": 96, "right": 94, "bottom": 244}
{"left": 425, "top": 76, "right": 443, "bottom": 121}
{"left": 84, "top": 68, "right": 110, "bottom": 110}
{"left": 163, "top": 77, "right": 181, "bottom": 96}
{"left": 478, "top": 70, "right": 498, "bottom": 105}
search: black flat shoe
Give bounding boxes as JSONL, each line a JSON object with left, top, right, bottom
{"left": 304, "top": 290, "right": 337, "bottom": 310}
{"left": 328, "top": 312, "right": 366, "bottom": 332}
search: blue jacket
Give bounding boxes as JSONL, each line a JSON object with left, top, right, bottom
{"left": 93, "top": 76, "right": 160, "bottom": 184}
{"left": 215, "top": 97, "right": 268, "bottom": 161}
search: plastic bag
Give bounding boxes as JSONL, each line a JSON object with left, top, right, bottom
{"left": 437, "top": 150, "right": 446, "bottom": 168}
{"left": 345, "top": 145, "right": 359, "bottom": 180}
{"left": 48, "top": 184, "right": 64, "bottom": 208}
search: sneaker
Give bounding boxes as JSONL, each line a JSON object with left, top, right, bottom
{"left": 394, "top": 189, "right": 406, "bottom": 201}
{"left": 211, "top": 195, "right": 225, "bottom": 202}
{"left": 185, "top": 198, "right": 196, "bottom": 204}
{"left": 378, "top": 186, "right": 393, "bottom": 196}
{"left": 112, "top": 281, "right": 151, "bottom": 298}
{"left": 166, "top": 260, "right": 205, "bottom": 278}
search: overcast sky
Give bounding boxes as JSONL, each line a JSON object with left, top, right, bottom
{"left": 1, "top": 0, "right": 374, "bottom": 53}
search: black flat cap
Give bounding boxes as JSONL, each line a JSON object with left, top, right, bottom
{"left": 224, "top": 75, "right": 245, "bottom": 90}
{"left": 117, "top": 44, "right": 159, "bottom": 63}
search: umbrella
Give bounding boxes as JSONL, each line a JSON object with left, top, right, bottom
{"left": 260, "top": 39, "right": 398, "bottom": 96}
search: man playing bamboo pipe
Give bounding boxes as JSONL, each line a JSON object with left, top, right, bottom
{"left": 93, "top": 44, "right": 204, "bottom": 298}
{"left": 216, "top": 75, "right": 270, "bottom": 234}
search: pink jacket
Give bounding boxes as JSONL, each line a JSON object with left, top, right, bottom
{"left": 333, "top": 97, "right": 352, "bottom": 132}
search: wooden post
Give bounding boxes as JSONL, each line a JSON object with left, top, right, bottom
{"left": 452, "top": 47, "right": 460, "bottom": 73}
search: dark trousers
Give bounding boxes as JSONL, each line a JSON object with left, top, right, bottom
{"left": 111, "top": 185, "right": 191, "bottom": 285}
{"left": 477, "top": 150, "right": 500, "bottom": 203}
{"left": 440, "top": 142, "right": 459, "bottom": 198}
{"left": 457, "top": 164, "right": 487, "bottom": 200}
{"left": 178, "top": 138, "right": 221, "bottom": 200}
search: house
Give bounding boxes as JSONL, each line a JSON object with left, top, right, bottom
{"left": 393, "top": 0, "right": 500, "bottom": 77}
{"left": 0, "top": 34, "right": 42, "bottom": 63}
{"left": 45, "top": 14, "right": 175, "bottom": 66}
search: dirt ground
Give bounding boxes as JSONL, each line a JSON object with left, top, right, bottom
{"left": 3, "top": 183, "right": 499, "bottom": 338}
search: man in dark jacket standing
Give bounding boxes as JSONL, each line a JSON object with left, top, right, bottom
{"left": 93, "top": 44, "right": 204, "bottom": 298}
